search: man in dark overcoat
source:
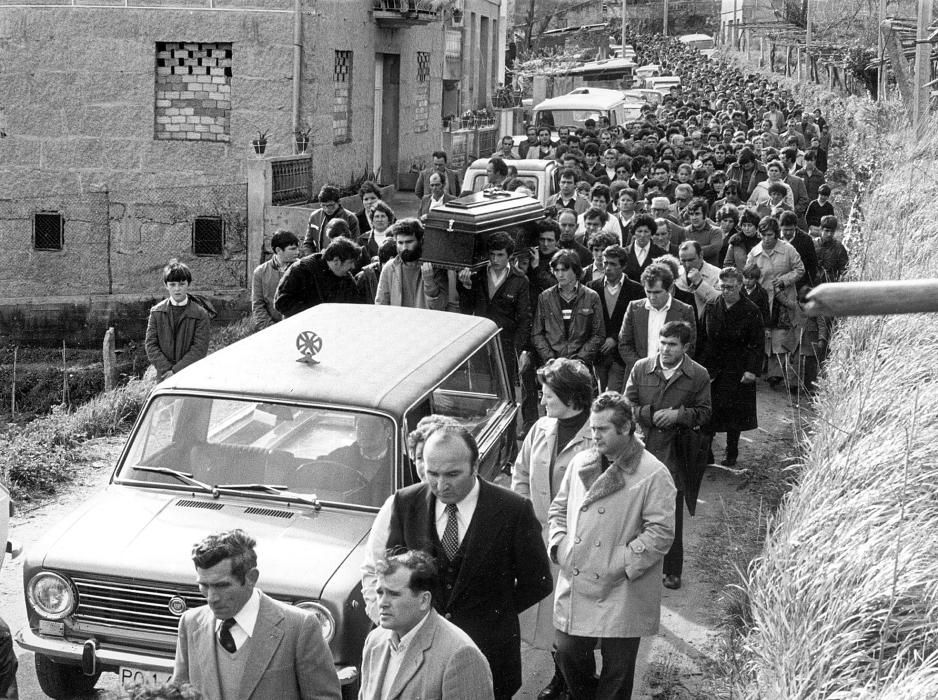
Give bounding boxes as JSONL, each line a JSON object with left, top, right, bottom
{"left": 699, "top": 267, "right": 765, "bottom": 467}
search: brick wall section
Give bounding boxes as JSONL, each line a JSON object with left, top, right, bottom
{"left": 155, "top": 42, "right": 232, "bottom": 142}
{"left": 415, "top": 51, "right": 430, "bottom": 133}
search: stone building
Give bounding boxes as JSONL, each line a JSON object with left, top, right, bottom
{"left": 0, "top": 0, "right": 449, "bottom": 319}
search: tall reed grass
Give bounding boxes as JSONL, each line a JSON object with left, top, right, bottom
{"left": 731, "top": 124, "right": 938, "bottom": 697}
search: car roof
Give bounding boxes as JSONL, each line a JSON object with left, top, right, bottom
{"left": 465, "top": 158, "right": 555, "bottom": 171}
{"left": 679, "top": 33, "right": 713, "bottom": 43}
{"left": 161, "top": 304, "right": 499, "bottom": 416}
{"left": 535, "top": 87, "right": 632, "bottom": 111}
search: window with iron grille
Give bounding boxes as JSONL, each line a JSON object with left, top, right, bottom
{"left": 192, "top": 217, "right": 224, "bottom": 255}
{"left": 34, "top": 212, "right": 64, "bottom": 251}
{"left": 333, "top": 50, "right": 353, "bottom": 144}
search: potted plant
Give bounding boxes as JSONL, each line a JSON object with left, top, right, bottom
{"left": 294, "top": 126, "right": 311, "bottom": 154}
{"left": 251, "top": 129, "right": 269, "bottom": 155}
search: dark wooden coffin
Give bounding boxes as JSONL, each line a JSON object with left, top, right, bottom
{"left": 421, "top": 189, "right": 546, "bottom": 270}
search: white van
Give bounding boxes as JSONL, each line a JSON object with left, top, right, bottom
{"left": 532, "top": 87, "right": 645, "bottom": 131}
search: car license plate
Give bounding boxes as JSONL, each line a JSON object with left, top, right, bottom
{"left": 119, "top": 666, "right": 173, "bottom": 688}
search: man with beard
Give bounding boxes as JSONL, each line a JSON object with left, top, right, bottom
{"left": 375, "top": 218, "right": 449, "bottom": 309}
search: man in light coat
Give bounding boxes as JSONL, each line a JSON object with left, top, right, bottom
{"left": 375, "top": 218, "right": 448, "bottom": 309}
{"left": 548, "top": 391, "right": 676, "bottom": 699}
{"left": 360, "top": 549, "right": 493, "bottom": 700}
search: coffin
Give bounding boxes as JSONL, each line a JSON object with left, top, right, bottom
{"left": 421, "top": 189, "right": 546, "bottom": 270}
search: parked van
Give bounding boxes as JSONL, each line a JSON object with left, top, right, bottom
{"left": 16, "top": 304, "right": 519, "bottom": 699}
{"left": 532, "top": 87, "right": 645, "bottom": 132}
{"left": 461, "top": 158, "right": 560, "bottom": 206}
{"left": 645, "top": 75, "right": 682, "bottom": 94}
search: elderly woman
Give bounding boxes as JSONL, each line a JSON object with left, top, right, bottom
{"left": 512, "top": 357, "right": 594, "bottom": 699}
{"left": 745, "top": 216, "right": 805, "bottom": 387}
{"left": 700, "top": 267, "right": 765, "bottom": 466}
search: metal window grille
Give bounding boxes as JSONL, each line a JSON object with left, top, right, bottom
{"left": 33, "top": 212, "right": 64, "bottom": 250}
{"left": 192, "top": 217, "right": 225, "bottom": 255}
{"left": 271, "top": 159, "right": 313, "bottom": 206}
{"left": 417, "top": 52, "right": 430, "bottom": 82}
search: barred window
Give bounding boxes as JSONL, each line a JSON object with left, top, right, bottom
{"left": 333, "top": 50, "right": 353, "bottom": 144}
{"left": 34, "top": 212, "right": 64, "bottom": 251}
{"left": 193, "top": 217, "right": 224, "bottom": 255}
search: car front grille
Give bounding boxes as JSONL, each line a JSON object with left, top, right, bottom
{"left": 72, "top": 576, "right": 205, "bottom": 635}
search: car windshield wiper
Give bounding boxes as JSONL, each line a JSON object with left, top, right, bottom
{"left": 132, "top": 466, "right": 213, "bottom": 493}
{"left": 215, "top": 483, "right": 321, "bottom": 509}
{"left": 215, "top": 483, "right": 288, "bottom": 495}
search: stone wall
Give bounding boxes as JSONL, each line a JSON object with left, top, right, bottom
{"left": 0, "top": 0, "right": 445, "bottom": 301}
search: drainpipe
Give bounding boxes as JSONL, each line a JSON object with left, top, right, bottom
{"left": 292, "top": 0, "right": 302, "bottom": 136}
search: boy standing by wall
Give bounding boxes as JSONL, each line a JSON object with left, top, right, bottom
{"left": 145, "top": 262, "right": 212, "bottom": 381}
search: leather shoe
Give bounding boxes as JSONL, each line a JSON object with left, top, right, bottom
{"left": 538, "top": 672, "right": 567, "bottom": 699}
{"left": 663, "top": 574, "right": 682, "bottom": 590}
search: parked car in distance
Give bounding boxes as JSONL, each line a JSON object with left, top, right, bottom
{"left": 16, "top": 304, "right": 519, "bottom": 699}
{"left": 461, "top": 158, "right": 560, "bottom": 207}
{"left": 678, "top": 33, "right": 716, "bottom": 58}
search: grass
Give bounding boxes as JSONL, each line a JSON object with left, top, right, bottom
{"left": 1, "top": 316, "right": 254, "bottom": 503}
{"left": 721, "top": 111, "right": 938, "bottom": 697}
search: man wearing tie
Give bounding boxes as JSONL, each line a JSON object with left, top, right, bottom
{"left": 359, "top": 549, "right": 494, "bottom": 700}
{"left": 383, "top": 424, "right": 553, "bottom": 700}
{"left": 172, "top": 529, "right": 341, "bottom": 700}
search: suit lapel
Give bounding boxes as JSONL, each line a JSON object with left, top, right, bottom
{"left": 194, "top": 607, "right": 223, "bottom": 700}
{"left": 385, "top": 611, "right": 438, "bottom": 699}
{"left": 449, "top": 480, "right": 499, "bottom": 606}
{"left": 239, "top": 593, "right": 285, "bottom": 700}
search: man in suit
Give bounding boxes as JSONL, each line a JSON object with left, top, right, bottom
{"left": 383, "top": 424, "right": 553, "bottom": 700}
{"left": 622, "top": 214, "right": 667, "bottom": 283}
{"left": 173, "top": 529, "right": 341, "bottom": 700}
{"left": 415, "top": 150, "right": 461, "bottom": 199}
{"left": 781, "top": 147, "right": 810, "bottom": 228}
{"left": 617, "top": 263, "right": 696, "bottom": 388}
{"left": 360, "top": 549, "right": 494, "bottom": 700}
{"left": 417, "top": 172, "right": 456, "bottom": 219}
{"left": 587, "top": 244, "right": 645, "bottom": 392}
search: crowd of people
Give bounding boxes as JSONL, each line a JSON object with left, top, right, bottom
{"left": 135, "top": 33, "right": 853, "bottom": 700}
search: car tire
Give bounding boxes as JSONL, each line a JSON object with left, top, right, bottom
{"left": 35, "top": 654, "right": 100, "bottom": 698}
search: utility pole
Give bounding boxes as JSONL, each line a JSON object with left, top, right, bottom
{"left": 804, "top": 0, "right": 811, "bottom": 79}
{"left": 877, "top": 0, "right": 886, "bottom": 100}
{"left": 912, "top": 0, "right": 933, "bottom": 134}
{"left": 621, "top": 0, "right": 627, "bottom": 54}
{"left": 663, "top": 0, "right": 669, "bottom": 35}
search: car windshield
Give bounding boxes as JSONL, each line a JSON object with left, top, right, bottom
{"left": 535, "top": 109, "right": 608, "bottom": 129}
{"left": 469, "top": 173, "right": 539, "bottom": 195}
{"left": 117, "top": 398, "right": 394, "bottom": 508}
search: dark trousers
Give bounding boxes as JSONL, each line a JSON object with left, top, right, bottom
{"left": 556, "top": 631, "right": 641, "bottom": 700}
{"left": 663, "top": 489, "right": 684, "bottom": 577}
{"left": 725, "top": 429, "right": 741, "bottom": 461}
{"left": 520, "top": 362, "right": 540, "bottom": 434}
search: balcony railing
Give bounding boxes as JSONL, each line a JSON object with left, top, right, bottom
{"left": 373, "top": 0, "right": 441, "bottom": 27}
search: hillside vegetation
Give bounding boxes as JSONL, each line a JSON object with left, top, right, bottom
{"left": 724, "top": 52, "right": 938, "bottom": 698}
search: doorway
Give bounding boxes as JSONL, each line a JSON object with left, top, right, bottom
{"left": 373, "top": 53, "right": 400, "bottom": 186}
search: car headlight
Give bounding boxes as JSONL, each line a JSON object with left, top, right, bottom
{"left": 295, "top": 601, "right": 335, "bottom": 642}
{"left": 27, "top": 572, "right": 76, "bottom": 620}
